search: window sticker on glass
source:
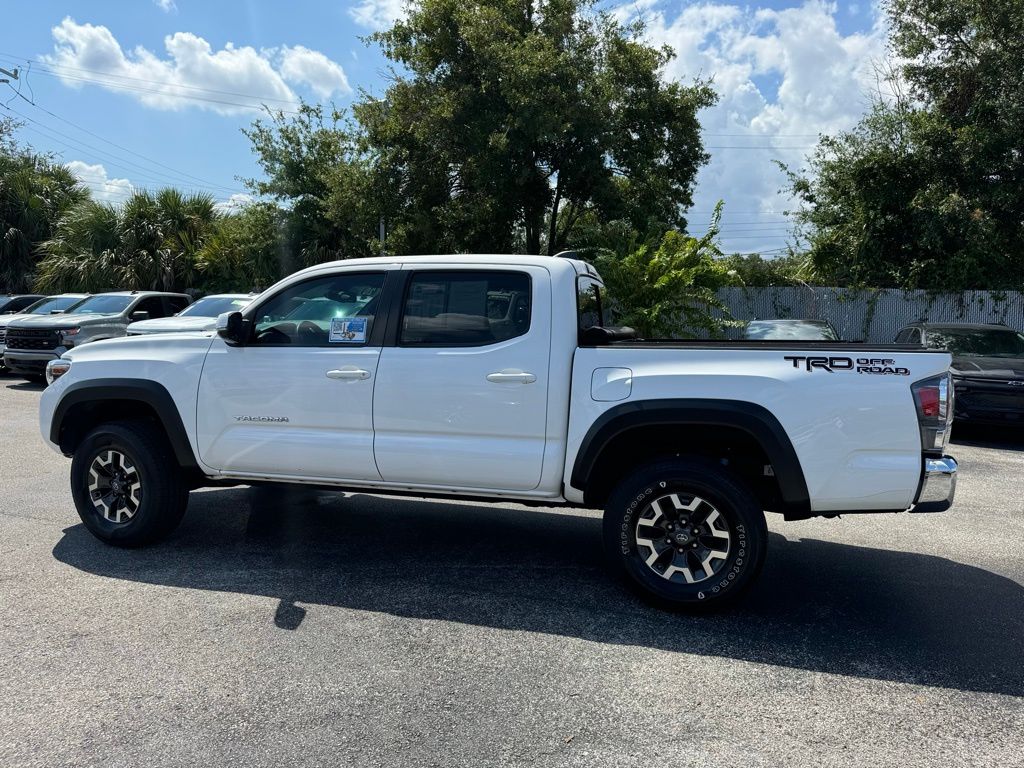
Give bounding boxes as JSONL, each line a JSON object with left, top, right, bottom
{"left": 330, "top": 316, "right": 367, "bottom": 343}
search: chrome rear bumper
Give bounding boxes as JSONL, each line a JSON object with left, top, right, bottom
{"left": 912, "top": 456, "right": 957, "bottom": 513}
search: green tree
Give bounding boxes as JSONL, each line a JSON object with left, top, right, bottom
{"left": 243, "top": 104, "right": 378, "bottom": 267}
{"left": 0, "top": 118, "right": 88, "bottom": 292}
{"left": 195, "top": 202, "right": 286, "bottom": 293}
{"left": 791, "top": 0, "right": 1024, "bottom": 290}
{"left": 245, "top": 1, "right": 716, "bottom": 259}
{"left": 359, "top": 0, "right": 716, "bottom": 255}
{"left": 594, "top": 204, "right": 739, "bottom": 338}
{"left": 37, "top": 189, "right": 218, "bottom": 292}
{"left": 721, "top": 250, "right": 818, "bottom": 287}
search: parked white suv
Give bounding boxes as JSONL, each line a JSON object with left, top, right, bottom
{"left": 126, "top": 293, "right": 254, "bottom": 336}
{"left": 38, "top": 255, "right": 957, "bottom": 608}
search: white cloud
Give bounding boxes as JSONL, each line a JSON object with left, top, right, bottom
{"left": 279, "top": 45, "right": 351, "bottom": 98}
{"left": 621, "top": 0, "right": 888, "bottom": 253}
{"left": 67, "top": 160, "right": 134, "bottom": 203}
{"left": 154, "top": 0, "right": 177, "bottom": 13}
{"left": 348, "top": 0, "right": 405, "bottom": 30}
{"left": 214, "top": 193, "right": 254, "bottom": 213}
{"left": 42, "top": 18, "right": 351, "bottom": 114}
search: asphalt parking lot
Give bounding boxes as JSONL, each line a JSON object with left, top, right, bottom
{"left": 1, "top": 378, "right": 1022, "bottom": 767}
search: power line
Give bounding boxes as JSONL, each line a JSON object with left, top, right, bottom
{"left": 8, "top": 105, "right": 246, "bottom": 195}
{"left": 718, "top": 235, "right": 798, "bottom": 240}
{"left": 705, "top": 145, "right": 815, "bottom": 150}
{"left": 8, "top": 89, "right": 247, "bottom": 193}
{"left": 9, "top": 88, "right": 244, "bottom": 193}
{"left": 703, "top": 133, "right": 821, "bottom": 138}
{"left": 18, "top": 68, "right": 301, "bottom": 114}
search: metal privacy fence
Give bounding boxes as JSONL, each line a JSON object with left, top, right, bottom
{"left": 714, "top": 287, "right": 1024, "bottom": 343}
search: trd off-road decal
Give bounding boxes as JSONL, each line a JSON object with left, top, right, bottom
{"left": 783, "top": 356, "right": 910, "bottom": 376}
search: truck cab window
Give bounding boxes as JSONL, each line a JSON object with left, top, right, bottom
{"left": 400, "top": 271, "right": 531, "bottom": 346}
{"left": 577, "top": 276, "right": 608, "bottom": 333}
{"left": 251, "top": 273, "right": 384, "bottom": 346}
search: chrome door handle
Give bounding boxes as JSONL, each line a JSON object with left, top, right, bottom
{"left": 486, "top": 371, "right": 537, "bottom": 384}
{"left": 326, "top": 368, "right": 371, "bottom": 380}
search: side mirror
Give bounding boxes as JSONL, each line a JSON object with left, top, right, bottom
{"left": 130, "top": 311, "right": 150, "bottom": 322}
{"left": 216, "top": 311, "right": 247, "bottom": 345}
{"left": 50, "top": 309, "right": 65, "bottom": 315}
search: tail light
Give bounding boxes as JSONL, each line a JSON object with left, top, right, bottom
{"left": 912, "top": 373, "right": 953, "bottom": 453}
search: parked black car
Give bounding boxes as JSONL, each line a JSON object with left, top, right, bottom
{"left": 0, "top": 294, "right": 44, "bottom": 314}
{"left": 744, "top": 318, "right": 840, "bottom": 341}
{"left": 895, "top": 322, "right": 1024, "bottom": 425}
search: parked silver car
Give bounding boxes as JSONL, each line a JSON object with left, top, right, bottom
{"left": 126, "top": 294, "right": 255, "bottom": 336}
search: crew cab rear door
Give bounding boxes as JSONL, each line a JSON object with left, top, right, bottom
{"left": 372, "top": 265, "right": 551, "bottom": 491}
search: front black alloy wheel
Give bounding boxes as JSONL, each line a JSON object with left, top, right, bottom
{"left": 86, "top": 449, "right": 143, "bottom": 523}
{"left": 71, "top": 421, "right": 189, "bottom": 547}
{"left": 604, "top": 458, "right": 768, "bottom": 610}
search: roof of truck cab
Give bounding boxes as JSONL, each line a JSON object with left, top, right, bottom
{"left": 907, "top": 322, "right": 1012, "bottom": 331}
{"left": 294, "top": 253, "right": 595, "bottom": 277}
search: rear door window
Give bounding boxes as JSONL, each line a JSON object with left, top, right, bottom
{"left": 399, "top": 271, "right": 531, "bottom": 346}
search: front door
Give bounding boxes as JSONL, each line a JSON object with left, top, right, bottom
{"left": 196, "top": 270, "right": 388, "bottom": 481}
{"left": 372, "top": 266, "right": 551, "bottom": 491}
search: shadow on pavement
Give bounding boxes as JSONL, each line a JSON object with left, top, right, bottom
{"left": 952, "top": 422, "right": 1024, "bottom": 451}
{"left": 2, "top": 378, "right": 45, "bottom": 391}
{"left": 52, "top": 486, "right": 1024, "bottom": 697}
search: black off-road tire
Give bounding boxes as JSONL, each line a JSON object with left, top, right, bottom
{"left": 70, "top": 420, "right": 189, "bottom": 547}
{"left": 603, "top": 458, "right": 768, "bottom": 611}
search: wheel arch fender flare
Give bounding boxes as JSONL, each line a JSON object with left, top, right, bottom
{"left": 51, "top": 378, "right": 198, "bottom": 469}
{"left": 570, "top": 398, "right": 810, "bottom": 514}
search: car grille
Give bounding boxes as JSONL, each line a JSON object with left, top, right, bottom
{"left": 0, "top": 328, "right": 6, "bottom": 343}
{"left": 4, "top": 328, "right": 62, "bottom": 351}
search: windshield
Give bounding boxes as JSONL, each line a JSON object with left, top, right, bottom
{"left": 67, "top": 295, "right": 134, "bottom": 315}
{"left": 925, "top": 328, "right": 1024, "bottom": 358}
{"left": 179, "top": 296, "right": 252, "bottom": 318}
{"left": 745, "top": 320, "right": 838, "bottom": 341}
{"left": 23, "top": 296, "right": 87, "bottom": 315}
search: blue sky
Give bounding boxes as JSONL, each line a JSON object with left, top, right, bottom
{"left": 0, "top": 1, "right": 886, "bottom": 254}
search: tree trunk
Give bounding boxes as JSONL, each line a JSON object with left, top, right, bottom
{"left": 525, "top": 217, "right": 541, "bottom": 254}
{"left": 546, "top": 180, "right": 562, "bottom": 255}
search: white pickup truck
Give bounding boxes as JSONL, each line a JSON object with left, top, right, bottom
{"left": 39, "top": 255, "right": 958, "bottom": 609}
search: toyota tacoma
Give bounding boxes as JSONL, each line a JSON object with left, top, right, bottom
{"left": 38, "top": 255, "right": 958, "bottom": 609}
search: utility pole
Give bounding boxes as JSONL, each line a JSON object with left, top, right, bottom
{"left": 0, "top": 66, "right": 17, "bottom": 85}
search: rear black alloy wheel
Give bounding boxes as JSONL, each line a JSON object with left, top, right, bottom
{"left": 634, "top": 492, "right": 732, "bottom": 585}
{"left": 604, "top": 458, "right": 768, "bottom": 610}
{"left": 71, "top": 421, "right": 189, "bottom": 547}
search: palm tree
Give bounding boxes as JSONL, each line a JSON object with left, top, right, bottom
{"left": 0, "top": 148, "right": 88, "bottom": 292}
{"left": 37, "top": 189, "right": 218, "bottom": 293}
{"left": 35, "top": 200, "right": 120, "bottom": 292}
